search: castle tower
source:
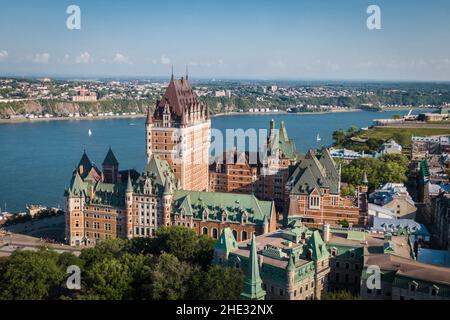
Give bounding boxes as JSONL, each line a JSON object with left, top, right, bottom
{"left": 125, "top": 172, "right": 134, "bottom": 239}
{"left": 162, "top": 177, "right": 173, "bottom": 226}
{"left": 102, "top": 147, "right": 119, "bottom": 184}
{"left": 240, "top": 234, "right": 266, "bottom": 300}
{"left": 286, "top": 251, "right": 296, "bottom": 299}
{"left": 65, "top": 170, "right": 86, "bottom": 246}
{"left": 146, "top": 107, "right": 154, "bottom": 161}
{"left": 146, "top": 75, "right": 210, "bottom": 191}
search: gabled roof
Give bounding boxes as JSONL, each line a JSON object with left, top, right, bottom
{"left": 78, "top": 151, "right": 92, "bottom": 171}
{"left": 306, "top": 230, "right": 329, "bottom": 261}
{"left": 267, "top": 120, "right": 296, "bottom": 159}
{"left": 135, "top": 155, "right": 176, "bottom": 197}
{"left": 288, "top": 149, "right": 340, "bottom": 195}
{"left": 215, "top": 228, "right": 238, "bottom": 253}
{"left": 102, "top": 147, "right": 119, "bottom": 166}
{"left": 67, "top": 170, "right": 86, "bottom": 197}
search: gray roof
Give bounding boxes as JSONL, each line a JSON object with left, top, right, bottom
{"left": 372, "top": 217, "right": 430, "bottom": 236}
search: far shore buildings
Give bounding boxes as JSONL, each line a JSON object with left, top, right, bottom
{"left": 72, "top": 88, "right": 97, "bottom": 102}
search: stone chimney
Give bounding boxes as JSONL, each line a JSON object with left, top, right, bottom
{"left": 323, "top": 223, "right": 331, "bottom": 242}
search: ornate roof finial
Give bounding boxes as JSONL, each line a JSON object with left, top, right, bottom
{"left": 171, "top": 64, "right": 174, "bottom": 81}
{"left": 186, "top": 64, "right": 189, "bottom": 81}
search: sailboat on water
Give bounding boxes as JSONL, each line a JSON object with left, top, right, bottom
{"left": 316, "top": 133, "right": 321, "bottom": 142}
{"left": 88, "top": 129, "right": 92, "bottom": 137}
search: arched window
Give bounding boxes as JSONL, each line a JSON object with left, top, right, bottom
{"left": 202, "top": 227, "right": 208, "bottom": 235}
{"left": 232, "top": 230, "right": 238, "bottom": 241}
{"left": 212, "top": 228, "right": 218, "bottom": 239}
{"left": 242, "top": 230, "right": 248, "bottom": 241}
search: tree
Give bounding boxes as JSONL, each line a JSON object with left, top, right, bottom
{"left": 79, "top": 257, "right": 133, "bottom": 300}
{"left": 144, "top": 253, "right": 193, "bottom": 300}
{"left": 341, "top": 154, "right": 408, "bottom": 192}
{"left": 332, "top": 129, "right": 347, "bottom": 146}
{"left": 149, "top": 226, "right": 216, "bottom": 268}
{"left": 0, "top": 250, "right": 65, "bottom": 300}
{"left": 189, "top": 265, "right": 244, "bottom": 300}
{"left": 79, "top": 238, "right": 130, "bottom": 268}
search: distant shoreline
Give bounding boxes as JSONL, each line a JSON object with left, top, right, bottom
{"left": 0, "top": 114, "right": 146, "bottom": 124}
{"left": 0, "top": 107, "right": 423, "bottom": 124}
{"left": 212, "top": 108, "right": 363, "bottom": 118}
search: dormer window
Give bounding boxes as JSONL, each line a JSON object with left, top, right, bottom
{"left": 241, "top": 211, "right": 248, "bottom": 224}
{"left": 409, "top": 281, "right": 418, "bottom": 292}
{"left": 331, "top": 247, "right": 338, "bottom": 256}
{"left": 430, "top": 285, "right": 439, "bottom": 297}
{"left": 309, "top": 196, "right": 320, "bottom": 209}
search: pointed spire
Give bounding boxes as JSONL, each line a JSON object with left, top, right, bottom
{"left": 163, "top": 177, "right": 172, "bottom": 196}
{"left": 185, "top": 64, "right": 189, "bottom": 81}
{"left": 126, "top": 171, "right": 133, "bottom": 193}
{"left": 103, "top": 147, "right": 119, "bottom": 166}
{"left": 69, "top": 169, "right": 85, "bottom": 197}
{"left": 362, "top": 171, "right": 369, "bottom": 185}
{"left": 240, "top": 234, "right": 266, "bottom": 300}
{"left": 287, "top": 251, "right": 296, "bottom": 271}
{"left": 171, "top": 64, "right": 174, "bottom": 81}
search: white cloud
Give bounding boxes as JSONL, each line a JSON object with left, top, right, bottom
{"left": 161, "top": 54, "right": 171, "bottom": 65}
{"left": 32, "top": 53, "right": 50, "bottom": 64}
{"left": 76, "top": 52, "right": 92, "bottom": 64}
{"left": 113, "top": 53, "right": 130, "bottom": 64}
{"left": 0, "top": 50, "right": 8, "bottom": 61}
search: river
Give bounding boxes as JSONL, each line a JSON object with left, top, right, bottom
{"left": 0, "top": 109, "right": 423, "bottom": 212}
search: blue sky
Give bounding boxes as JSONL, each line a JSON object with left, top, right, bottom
{"left": 0, "top": 0, "right": 449, "bottom": 80}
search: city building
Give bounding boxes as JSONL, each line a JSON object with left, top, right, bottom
{"left": 209, "top": 150, "right": 260, "bottom": 194}
{"left": 214, "top": 220, "right": 330, "bottom": 300}
{"left": 286, "top": 149, "right": 364, "bottom": 228}
{"left": 65, "top": 148, "right": 276, "bottom": 245}
{"left": 257, "top": 120, "right": 298, "bottom": 208}
{"left": 369, "top": 183, "right": 417, "bottom": 220}
{"left": 371, "top": 217, "right": 430, "bottom": 243}
{"left": 361, "top": 254, "right": 450, "bottom": 300}
{"left": 379, "top": 139, "right": 402, "bottom": 155}
{"left": 65, "top": 149, "right": 172, "bottom": 245}
{"left": 72, "top": 88, "right": 97, "bottom": 102}
{"left": 171, "top": 190, "right": 277, "bottom": 241}
{"left": 215, "top": 220, "right": 449, "bottom": 300}
{"left": 146, "top": 74, "right": 211, "bottom": 191}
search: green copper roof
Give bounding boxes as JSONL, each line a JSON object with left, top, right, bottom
{"left": 67, "top": 170, "right": 86, "bottom": 197}
{"left": 347, "top": 230, "right": 366, "bottom": 241}
{"left": 102, "top": 147, "right": 119, "bottom": 166}
{"left": 172, "top": 190, "right": 273, "bottom": 224}
{"left": 240, "top": 234, "right": 266, "bottom": 300}
{"left": 215, "top": 228, "right": 238, "bottom": 253}
{"left": 268, "top": 120, "right": 296, "bottom": 159}
{"left": 135, "top": 155, "right": 176, "bottom": 196}
{"left": 126, "top": 172, "right": 133, "bottom": 193}
{"left": 306, "top": 230, "right": 329, "bottom": 261}
{"left": 287, "top": 251, "right": 296, "bottom": 271}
